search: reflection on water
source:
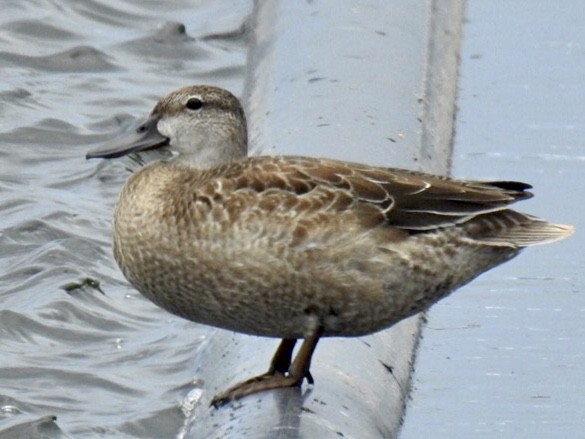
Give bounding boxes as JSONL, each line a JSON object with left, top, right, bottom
{"left": 0, "top": 0, "right": 252, "bottom": 437}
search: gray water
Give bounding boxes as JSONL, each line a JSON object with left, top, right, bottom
{"left": 1, "top": 1, "right": 252, "bottom": 437}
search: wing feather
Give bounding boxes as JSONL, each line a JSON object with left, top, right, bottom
{"left": 213, "top": 156, "right": 533, "bottom": 231}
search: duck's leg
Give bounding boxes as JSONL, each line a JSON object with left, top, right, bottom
{"left": 210, "top": 338, "right": 296, "bottom": 407}
{"left": 269, "top": 338, "right": 298, "bottom": 375}
{"left": 211, "top": 331, "right": 322, "bottom": 407}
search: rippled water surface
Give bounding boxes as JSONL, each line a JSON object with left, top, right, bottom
{"left": 1, "top": 1, "right": 251, "bottom": 437}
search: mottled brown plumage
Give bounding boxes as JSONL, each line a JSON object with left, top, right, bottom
{"left": 87, "top": 85, "right": 573, "bottom": 406}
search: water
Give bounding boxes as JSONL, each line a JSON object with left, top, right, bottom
{"left": 0, "top": 1, "right": 252, "bottom": 437}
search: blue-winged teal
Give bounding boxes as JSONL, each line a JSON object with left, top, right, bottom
{"left": 87, "top": 85, "right": 573, "bottom": 406}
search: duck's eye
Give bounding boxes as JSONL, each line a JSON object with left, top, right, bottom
{"left": 186, "top": 98, "right": 204, "bottom": 111}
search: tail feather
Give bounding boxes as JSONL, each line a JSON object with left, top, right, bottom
{"left": 466, "top": 210, "right": 574, "bottom": 247}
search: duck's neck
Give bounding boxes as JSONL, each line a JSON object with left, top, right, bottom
{"left": 172, "top": 138, "right": 247, "bottom": 169}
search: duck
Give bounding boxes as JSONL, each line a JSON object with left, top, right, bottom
{"left": 86, "top": 85, "right": 573, "bottom": 406}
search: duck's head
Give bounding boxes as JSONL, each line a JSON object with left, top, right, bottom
{"left": 86, "top": 85, "right": 247, "bottom": 168}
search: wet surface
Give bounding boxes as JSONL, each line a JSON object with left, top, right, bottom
{"left": 0, "top": 1, "right": 252, "bottom": 437}
{"left": 401, "top": 1, "right": 584, "bottom": 438}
